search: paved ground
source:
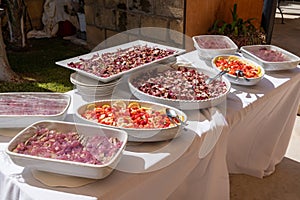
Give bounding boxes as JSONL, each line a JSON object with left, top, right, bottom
{"left": 272, "top": 2, "right": 300, "bottom": 57}
{"left": 230, "top": 117, "right": 300, "bottom": 200}
{"left": 230, "top": 2, "right": 300, "bottom": 199}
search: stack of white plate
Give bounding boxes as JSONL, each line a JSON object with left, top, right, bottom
{"left": 70, "top": 73, "right": 121, "bottom": 101}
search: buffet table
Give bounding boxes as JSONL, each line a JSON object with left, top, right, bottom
{"left": 0, "top": 50, "right": 299, "bottom": 200}
{"left": 181, "top": 51, "right": 300, "bottom": 178}
{"left": 0, "top": 100, "right": 230, "bottom": 200}
{"left": 226, "top": 67, "right": 300, "bottom": 177}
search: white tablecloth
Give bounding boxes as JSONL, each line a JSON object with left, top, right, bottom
{"left": 0, "top": 76, "right": 230, "bottom": 200}
{"left": 0, "top": 111, "right": 229, "bottom": 200}
{"left": 226, "top": 68, "right": 300, "bottom": 177}
{"left": 181, "top": 51, "right": 300, "bottom": 178}
{"left": 0, "top": 50, "right": 299, "bottom": 199}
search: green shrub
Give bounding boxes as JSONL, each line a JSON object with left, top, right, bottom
{"left": 208, "top": 3, "right": 266, "bottom": 47}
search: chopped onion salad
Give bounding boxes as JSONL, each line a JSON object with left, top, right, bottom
{"left": 13, "top": 126, "right": 123, "bottom": 165}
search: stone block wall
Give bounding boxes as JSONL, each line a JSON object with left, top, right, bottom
{"left": 84, "top": 0, "right": 185, "bottom": 49}
{"left": 23, "top": 0, "right": 263, "bottom": 52}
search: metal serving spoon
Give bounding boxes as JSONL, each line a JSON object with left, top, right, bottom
{"left": 205, "top": 70, "right": 229, "bottom": 84}
{"left": 235, "top": 70, "right": 250, "bottom": 82}
{"left": 165, "top": 108, "right": 188, "bottom": 127}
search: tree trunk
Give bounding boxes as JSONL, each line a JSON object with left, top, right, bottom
{"left": 3, "top": 0, "right": 27, "bottom": 49}
{"left": 0, "top": 6, "right": 22, "bottom": 82}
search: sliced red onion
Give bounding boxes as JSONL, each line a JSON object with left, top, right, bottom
{"left": 13, "top": 126, "right": 123, "bottom": 165}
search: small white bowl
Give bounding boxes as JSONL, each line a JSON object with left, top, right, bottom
{"left": 211, "top": 55, "right": 265, "bottom": 86}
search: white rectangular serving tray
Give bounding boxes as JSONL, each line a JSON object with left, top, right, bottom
{"left": 240, "top": 45, "right": 300, "bottom": 71}
{"left": 6, "top": 120, "right": 128, "bottom": 179}
{"left": 0, "top": 92, "right": 71, "bottom": 128}
{"left": 192, "top": 35, "right": 238, "bottom": 60}
{"left": 55, "top": 40, "right": 186, "bottom": 83}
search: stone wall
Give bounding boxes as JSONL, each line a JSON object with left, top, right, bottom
{"left": 23, "top": 0, "right": 263, "bottom": 51}
{"left": 84, "top": 0, "right": 185, "bottom": 49}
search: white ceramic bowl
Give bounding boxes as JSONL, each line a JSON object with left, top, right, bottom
{"left": 6, "top": 120, "right": 127, "bottom": 179}
{"left": 192, "top": 35, "right": 238, "bottom": 60}
{"left": 75, "top": 99, "right": 187, "bottom": 142}
{"left": 211, "top": 55, "right": 265, "bottom": 86}
{"left": 128, "top": 63, "right": 231, "bottom": 110}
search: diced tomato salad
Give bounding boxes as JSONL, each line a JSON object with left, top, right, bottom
{"left": 81, "top": 102, "right": 178, "bottom": 129}
{"left": 214, "top": 57, "right": 261, "bottom": 78}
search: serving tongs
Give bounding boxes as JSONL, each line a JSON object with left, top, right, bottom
{"left": 77, "top": 134, "right": 119, "bottom": 148}
{"left": 205, "top": 70, "right": 229, "bottom": 84}
{"left": 166, "top": 108, "right": 188, "bottom": 130}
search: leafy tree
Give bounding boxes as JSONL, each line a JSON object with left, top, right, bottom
{"left": 3, "top": 0, "right": 28, "bottom": 49}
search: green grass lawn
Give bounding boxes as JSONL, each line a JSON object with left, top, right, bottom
{"left": 0, "top": 37, "right": 89, "bottom": 92}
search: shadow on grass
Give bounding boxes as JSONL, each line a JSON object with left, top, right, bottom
{"left": 1, "top": 37, "right": 89, "bottom": 93}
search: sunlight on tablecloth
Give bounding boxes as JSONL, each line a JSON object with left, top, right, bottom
{"left": 0, "top": 144, "right": 97, "bottom": 200}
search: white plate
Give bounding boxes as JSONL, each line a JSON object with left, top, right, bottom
{"left": 70, "top": 72, "right": 121, "bottom": 87}
{"left": 56, "top": 40, "right": 186, "bottom": 83}
{"left": 79, "top": 93, "right": 113, "bottom": 102}
{"left": 76, "top": 85, "right": 115, "bottom": 97}
{"left": 70, "top": 73, "right": 121, "bottom": 99}
{"left": 75, "top": 99, "right": 187, "bottom": 142}
{"left": 6, "top": 120, "right": 127, "bottom": 179}
{"left": 240, "top": 45, "right": 300, "bottom": 71}
{"left": 128, "top": 63, "right": 231, "bottom": 110}
{"left": 0, "top": 93, "right": 71, "bottom": 128}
